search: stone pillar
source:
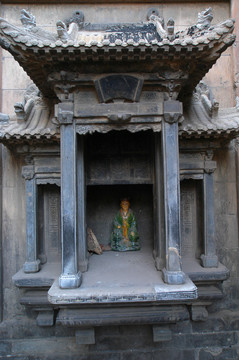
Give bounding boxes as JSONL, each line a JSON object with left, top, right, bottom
{"left": 58, "top": 102, "right": 82, "bottom": 289}
{"left": 77, "top": 136, "right": 88, "bottom": 272}
{"left": 153, "top": 133, "right": 165, "bottom": 270}
{"left": 162, "top": 100, "right": 186, "bottom": 284}
{"left": 201, "top": 155, "right": 218, "bottom": 267}
{"left": 22, "top": 164, "right": 40, "bottom": 273}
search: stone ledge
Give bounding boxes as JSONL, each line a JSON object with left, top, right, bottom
{"left": 56, "top": 305, "right": 190, "bottom": 327}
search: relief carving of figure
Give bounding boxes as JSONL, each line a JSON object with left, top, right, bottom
{"left": 111, "top": 199, "right": 140, "bottom": 252}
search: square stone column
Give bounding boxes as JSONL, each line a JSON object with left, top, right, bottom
{"left": 201, "top": 158, "right": 218, "bottom": 268}
{"left": 22, "top": 165, "right": 41, "bottom": 273}
{"left": 153, "top": 132, "right": 165, "bottom": 270}
{"left": 58, "top": 103, "right": 82, "bottom": 289}
{"left": 77, "top": 136, "right": 88, "bottom": 272}
{"left": 161, "top": 100, "right": 186, "bottom": 285}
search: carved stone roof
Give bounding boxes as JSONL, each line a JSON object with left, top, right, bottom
{"left": 180, "top": 107, "right": 239, "bottom": 139}
{"left": 179, "top": 82, "right": 239, "bottom": 138}
{"left": 0, "top": 117, "right": 59, "bottom": 144}
{"left": 0, "top": 10, "right": 237, "bottom": 144}
{"left": 0, "top": 9, "right": 235, "bottom": 99}
{"left": 0, "top": 85, "right": 59, "bottom": 144}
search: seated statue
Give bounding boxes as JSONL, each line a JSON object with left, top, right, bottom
{"left": 110, "top": 199, "right": 140, "bottom": 251}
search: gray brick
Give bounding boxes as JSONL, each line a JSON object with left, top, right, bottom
{"left": 152, "top": 349, "right": 195, "bottom": 360}
{"left": 199, "top": 347, "right": 238, "bottom": 360}
{"left": 0, "top": 341, "right": 11, "bottom": 356}
{"left": 120, "top": 352, "right": 153, "bottom": 360}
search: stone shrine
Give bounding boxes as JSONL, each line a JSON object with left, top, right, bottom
{"left": 0, "top": 5, "right": 238, "bottom": 349}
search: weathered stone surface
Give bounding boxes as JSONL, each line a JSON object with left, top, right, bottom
{"left": 0, "top": 341, "right": 11, "bottom": 355}
{"left": 199, "top": 347, "right": 238, "bottom": 360}
{"left": 152, "top": 350, "right": 196, "bottom": 360}
{"left": 0, "top": 3, "right": 238, "bottom": 360}
{"left": 153, "top": 326, "right": 172, "bottom": 342}
{"left": 75, "top": 328, "right": 95, "bottom": 345}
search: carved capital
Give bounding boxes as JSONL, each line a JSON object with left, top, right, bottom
{"left": 58, "top": 102, "right": 74, "bottom": 124}
{"left": 48, "top": 71, "right": 79, "bottom": 101}
{"left": 204, "top": 160, "right": 217, "bottom": 174}
{"left": 22, "top": 165, "right": 35, "bottom": 180}
{"left": 163, "top": 100, "right": 183, "bottom": 124}
{"left": 164, "top": 113, "right": 182, "bottom": 124}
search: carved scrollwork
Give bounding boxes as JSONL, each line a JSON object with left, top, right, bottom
{"left": 204, "top": 166, "right": 216, "bottom": 174}
{"left": 197, "top": 8, "right": 213, "bottom": 31}
{"left": 107, "top": 114, "right": 131, "bottom": 123}
{"left": 36, "top": 178, "right": 60, "bottom": 186}
{"left": 14, "top": 83, "right": 41, "bottom": 124}
{"left": 167, "top": 18, "right": 175, "bottom": 40}
{"left": 51, "top": 71, "right": 78, "bottom": 101}
{"left": 56, "top": 21, "right": 68, "bottom": 42}
{"left": 163, "top": 100, "right": 183, "bottom": 124}
{"left": 148, "top": 13, "right": 167, "bottom": 39}
{"left": 194, "top": 81, "right": 219, "bottom": 117}
{"left": 64, "top": 10, "right": 85, "bottom": 30}
{"left": 20, "top": 9, "right": 36, "bottom": 29}
{"left": 205, "top": 150, "right": 214, "bottom": 161}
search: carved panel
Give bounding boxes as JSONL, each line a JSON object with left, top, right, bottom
{"left": 180, "top": 180, "right": 203, "bottom": 260}
{"left": 94, "top": 75, "right": 143, "bottom": 103}
{"left": 86, "top": 131, "right": 153, "bottom": 185}
{"left": 47, "top": 191, "right": 60, "bottom": 250}
{"left": 38, "top": 185, "right": 61, "bottom": 263}
{"left": 110, "top": 157, "right": 130, "bottom": 181}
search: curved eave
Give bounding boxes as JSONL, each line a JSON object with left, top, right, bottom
{"left": 179, "top": 129, "right": 239, "bottom": 140}
{"left": 179, "top": 107, "right": 239, "bottom": 140}
{"left": 0, "top": 134, "right": 60, "bottom": 147}
{"left": 0, "top": 18, "right": 235, "bottom": 99}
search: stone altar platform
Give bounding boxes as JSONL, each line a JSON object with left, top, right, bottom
{"left": 48, "top": 247, "right": 197, "bottom": 304}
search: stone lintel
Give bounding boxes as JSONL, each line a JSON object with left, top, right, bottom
{"left": 74, "top": 102, "right": 163, "bottom": 118}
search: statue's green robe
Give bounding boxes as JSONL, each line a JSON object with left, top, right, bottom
{"left": 111, "top": 209, "right": 140, "bottom": 251}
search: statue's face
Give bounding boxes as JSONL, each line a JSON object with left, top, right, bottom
{"left": 120, "top": 200, "right": 130, "bottom": 212}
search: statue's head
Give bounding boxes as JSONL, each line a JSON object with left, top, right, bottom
{"left": 120, "top": 198, "right": 130, "bottom": 212}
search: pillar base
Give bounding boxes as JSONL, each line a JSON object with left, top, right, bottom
{"left": 200, "top": 254, "right": 218, "bottom": 268}
{"left": 59, "top": 272, "right": 82, "bottom": 289}
{"left": 23, "top": 259, "right": 41, "bottom": 273}
{"left": 162, "top": 268, "right": 186, "bottom": 285}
